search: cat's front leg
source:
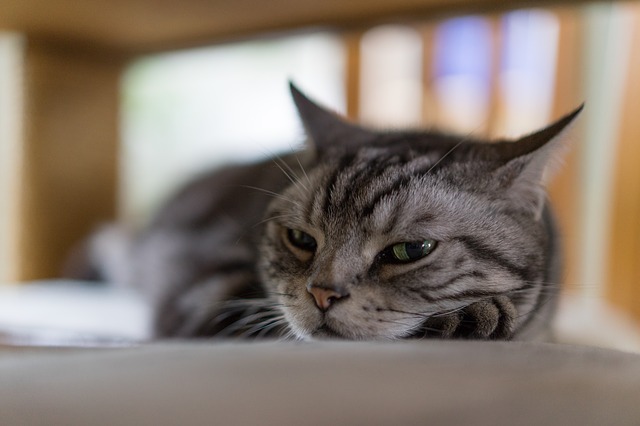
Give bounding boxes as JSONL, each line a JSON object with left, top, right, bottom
{"left": 422, "top": 296, "right": 517, "bottom": 340}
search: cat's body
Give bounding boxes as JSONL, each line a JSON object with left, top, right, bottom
{"left": 82, "top": 84, "right": 580, "bottom": 341}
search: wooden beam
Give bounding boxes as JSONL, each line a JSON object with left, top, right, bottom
{"left": 15, "top": 39, "right": 122, "bottom": 280}
{"left": 0, "top": 0, "right": 602, "bottom": 56}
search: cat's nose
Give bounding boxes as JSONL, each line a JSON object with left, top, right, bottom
{"left": 307, "top": 284, "right": 349, "bottom": 312}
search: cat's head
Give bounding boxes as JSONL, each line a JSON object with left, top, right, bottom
{"left": 259, "top": 83, "right": 581, "bottom": 340}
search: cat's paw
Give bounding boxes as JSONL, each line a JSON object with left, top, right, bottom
{"left": 421, "top": 296, "right": 517, "bottom": 340}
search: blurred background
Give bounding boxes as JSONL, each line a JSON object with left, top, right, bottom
{"left": 0, "top": 1, "right": 639, "bottom": 349}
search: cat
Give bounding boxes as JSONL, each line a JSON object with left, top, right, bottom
{"left": 80, "top": 83, "right": 582, "bottom": 341}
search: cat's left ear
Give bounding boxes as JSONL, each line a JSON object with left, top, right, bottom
{"left": 496, "top": 104, "right": 583, "bottom": 216}
{"left": 289, "top": 82, "right": 375, "bottom": 155}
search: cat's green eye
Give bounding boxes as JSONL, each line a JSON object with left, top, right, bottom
{"left": 286, "top": 229, "right": 317, "bottom": 252}
{"left": 380, "top": 240, "right": 437, "bottom": 264}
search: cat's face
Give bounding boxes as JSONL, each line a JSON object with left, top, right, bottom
{"left": 258, "top": 84, "right": 580, "bottom": 341}
{"left": 259, "top": 145, "right": 544, "bottom": 340}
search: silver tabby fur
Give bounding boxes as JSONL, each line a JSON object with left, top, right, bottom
{"left": 81, "top": 83, "right": 581, "bottom": 341}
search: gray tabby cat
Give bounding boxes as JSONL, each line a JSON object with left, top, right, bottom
{"left": 86, "top": 83, "right": 581, "bottom": 341}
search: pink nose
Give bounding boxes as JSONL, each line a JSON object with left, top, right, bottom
{"left": 307, "top": 286, "right": 349, "bottom": 312}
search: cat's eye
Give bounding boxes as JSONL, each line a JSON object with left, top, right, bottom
{"left": 379, "top": 240, "right": 437, "bottom": 264}
{"left": 286, "top": 229, "right": 318, "bottom": 252}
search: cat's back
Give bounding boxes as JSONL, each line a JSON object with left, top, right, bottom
{"left": 150, "top": 154, "right": 303, "bottom": 232}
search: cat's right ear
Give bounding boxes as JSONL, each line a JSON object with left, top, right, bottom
{"left": 495, "top": 104, "right": 583, "bottom": 217}
{"left": 289, "top": 82, "right": 374, "bottom": 155}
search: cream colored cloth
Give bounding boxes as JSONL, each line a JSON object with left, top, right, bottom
{"left": 1, "top": 340, "right": 639, "bottom": 425}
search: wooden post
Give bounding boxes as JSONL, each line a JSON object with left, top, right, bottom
{"left": 607, "top": 3, "right": 640, "bottom": 324}
{"left": 485, "top": 14, "right": 504, "bottom": 138}
{"left": 14, "top": 39, "right": 123, "bottom": 281}
{"left": 420, "top": 22, "right": 437, "bottom": 127}
{"left": 344, "top": 31, "right": 362, "bottom": 121}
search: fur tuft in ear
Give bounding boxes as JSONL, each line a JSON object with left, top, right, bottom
{"left": 289, "top": 82, "right": 374, "bottom": 154}
{"left": 494, "top": 104, "right": 583, "bottom": 217}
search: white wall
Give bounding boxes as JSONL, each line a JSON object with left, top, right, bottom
{"left": 0, "top": 33, "right": 24, "bottom": 284}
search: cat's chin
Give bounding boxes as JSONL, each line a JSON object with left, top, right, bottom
{"left": 305, "top": 321, "right": 429, "bottom": 341}
{"left": 307, "top": 323, "right": 396, "bottom": 341}
{"left": 308, "top": 324, "right": 348, "bottom": 340}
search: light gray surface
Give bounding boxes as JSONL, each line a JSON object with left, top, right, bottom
{"left": 1, "top": 341, "right": 640, "bottom": 425}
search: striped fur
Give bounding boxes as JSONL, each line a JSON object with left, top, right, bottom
{"left": 84, "top": 84, "right": 581, "bottom": 341}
